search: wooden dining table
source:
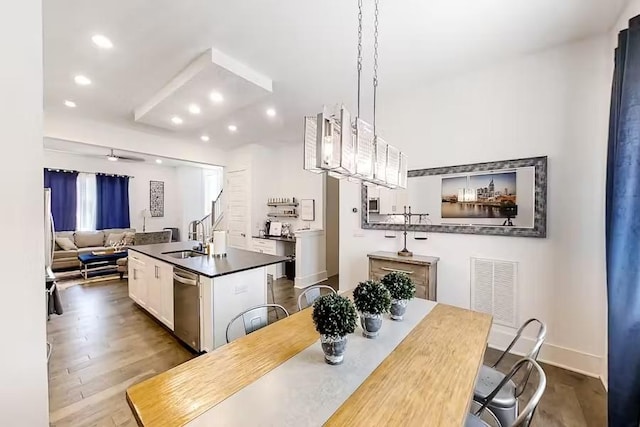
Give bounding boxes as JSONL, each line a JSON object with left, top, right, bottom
{"left": 126, "top": 298, "right": 492, "bottom": 426}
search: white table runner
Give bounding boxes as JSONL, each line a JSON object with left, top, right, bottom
{"left": 187, "top": 298, "right": 437, "bottom": 427}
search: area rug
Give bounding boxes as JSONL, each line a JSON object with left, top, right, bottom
{"left": 54, "top": 267, "right": 124, "bottom": 290}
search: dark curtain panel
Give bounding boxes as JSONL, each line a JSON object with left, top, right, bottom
{"left": 43, "top": 169, "right": 78, "bottom": 231}
{"left": 96, "top": 175, "right": 130, "bottom": 229}
{"left": 606, "top": 16, "right": 640, "bottom": 427}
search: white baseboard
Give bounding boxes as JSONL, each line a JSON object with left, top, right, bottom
{"left": 489, "top": 328, "right": 603, "bottom": 378}
{"left": 294, "top": 270, "right": 328, "bottom": 289}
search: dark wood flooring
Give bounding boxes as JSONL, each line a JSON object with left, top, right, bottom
{"left": 47, "top": 277, "right": 605, "bottom": 426}
{"left": 47, "top": 280, "right": 193, "bottom": 426}
{"left": 483, "top": 348, "right": 607, "bottom": 426}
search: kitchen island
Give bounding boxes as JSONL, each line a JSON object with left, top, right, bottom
{"left": 127, "top": 241, "right": 288, "bottom": 352}
{"left": 126, "top": 298, "right": 492, "bottom": 426}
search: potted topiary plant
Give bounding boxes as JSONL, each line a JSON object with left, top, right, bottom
{"left": 381, "top": 271, "right": 416, "bottom": 321}
{"left": 353, "top": 280, "right": 391, "bottom": 338}
{"left": 312, "top": 293, "right": 358, "bottom": 365}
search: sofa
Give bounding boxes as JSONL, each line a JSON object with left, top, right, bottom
{"left": 52, "top": 228, "right": 135, "bottom": 271}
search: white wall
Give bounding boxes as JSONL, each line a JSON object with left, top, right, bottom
{"left": 0, "top": 0, "right": 49, "bottom": 424}
{"left": 326, "top": 175, "right": 340, "bottom": 277}
{"left": 613, "top": 0, "right": 640, "bottom": 37}
{"left": 227, "top": 143, "right": 325, "bottom": 241}
{"left": 340, "top": 34, "right": 612, "bottom": 378}
{"left": 177, "top": 166, "right": 206, "bottom": 241}
{"left": 263, "top": 143, "right": 325, "bottom": 232}
{"left": 44, "top": 150, "right": 182, "bottom": 233}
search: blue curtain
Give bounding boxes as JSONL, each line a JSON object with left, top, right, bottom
{"left": 44, "top": 169, "right": 78, "bottom": 231}
{"left": 96, "top": 174, "right": 130, "bottom": 229}
{"left": 606, "top": 16, "right": 640, "bottom": 427}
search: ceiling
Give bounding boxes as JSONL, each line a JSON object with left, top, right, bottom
{"left": 44, "top": 0, "right": 628, "bottom": 149}
{"left": 44, "top": 138, "right": 221, "bottom": 169}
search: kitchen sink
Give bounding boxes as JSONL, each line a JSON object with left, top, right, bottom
{"left": 163, "top": 250, "right": 207, "bottom": 259}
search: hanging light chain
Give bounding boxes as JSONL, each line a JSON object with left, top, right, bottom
{"left": 357, "top": 0, "right": 363, "bottom": 118}
{"left": 373, "top": 0, "right": 379, "bottom": 133}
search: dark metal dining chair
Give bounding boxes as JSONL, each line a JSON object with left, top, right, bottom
{"left": 474, "top": 319, "right": 547, "bottom": 426}
{"left": 225, "top": 304, "right": 289, "bottom": 343}
{"left": 297, "top": 285, "right": 337, "bottom": 311}
{"left": 466, "top": 358, "right": 547, "bottom": 427}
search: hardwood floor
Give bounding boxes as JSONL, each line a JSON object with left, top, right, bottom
{"left": 483, "top": 348, "right": 607, "bottom": 426}
{"left": 270, "top": 275, "right": 340, "bottom": 313}
{"left": 47, "top": 280, "right": 194, "bottom": 426}
{"left": 48, "top": 277, "right": 605, "bottom": 426}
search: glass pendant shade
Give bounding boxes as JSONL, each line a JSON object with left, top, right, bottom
{"left": 303, "top": 116, "right": 323, "bottom": 173}
{"left": 386, "top": 145, "right": 400, "bottom": 188}
{"left": 303, "top": 2, "right": 403, "bottom": 188}
{"left": 335, "top": 106, "right": 356, "bottom": 175}
{"left": 314, "top": 106, "right": 357, "bottom": 176}
{"left": 373, "top": 137, "right": 388, "bottom": 185}
{"left": 355, "top": 118, "right": 375, "bottom": 180}
{"left": 304, "top": 113, "right": 406, "bottom": 190}
{"left": 398, "top": 152, "right": 408, "bottom": 189}
{"left": 316, "top": 111, "right": 341, "bottom": 170}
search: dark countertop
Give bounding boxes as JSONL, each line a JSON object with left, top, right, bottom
{"left": 252, "top": 235, "right": 296, "bottom": 243}
{"left": 129, "top": 241, "right": 289, "bottom": 278}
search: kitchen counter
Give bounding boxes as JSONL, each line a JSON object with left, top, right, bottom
{"left": 252, "top": 235, "right": 296, "bottom": 243}
{"left": 129, "top": 241, "right": 289, "bottom": 278}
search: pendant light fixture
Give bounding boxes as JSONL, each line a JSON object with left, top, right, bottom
{"left": 303, "top": 0, "right": 407, "bottom": 189}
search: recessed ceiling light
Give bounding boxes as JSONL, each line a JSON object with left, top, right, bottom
{"left": 74, "top": 75, "right": 92, "bottom": 86}
{"left": 266, "top": 108, "right": 276, "bottom": 117}
{"left": 200, "top": 135, "right": 210, "bottom": 142}
{"left": 155, "top": 159, "right": 163, "bottom": 164}
{"left": 188, "top": 104, "right": 201, "bottom": 115}
{"left": 64, "top": 100, "right": 76, "bottom": 108}
{"left": 209, "top": 91, "right": 224, "bottom": 103}
{"left": 91, "top": 34, "right": 113, "bottom": 49}
{"left": 228, "top": 124, "right": 237, "bottom": 132}
{"left": 171, "top": 116, "right": 183, "bottom": 125}
{"left": 107, "top": 155, "right": 118, "bottom": 162}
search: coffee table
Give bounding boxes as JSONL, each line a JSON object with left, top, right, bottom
{"left": 78, "top": 251, "right": 129, "bottom": 280}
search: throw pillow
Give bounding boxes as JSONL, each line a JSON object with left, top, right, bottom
{"left": 55, "top": 237, "right": 77, "bottom": 251}
{"left": 123, "top": 232, "right": 135, "bottom": 246}
{"left": 106, "top": 232, "right": 125, "bottom": 246}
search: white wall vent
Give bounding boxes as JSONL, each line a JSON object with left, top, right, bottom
{"left": 471, "top": 258, "right": 518, "bottom": 328}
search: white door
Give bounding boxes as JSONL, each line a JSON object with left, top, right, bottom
{"left": 226, "top": 170, "right": 249, "bottom": 249}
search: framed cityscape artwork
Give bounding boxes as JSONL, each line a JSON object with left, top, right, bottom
{"left": 150, "top": 180, "right": 164, "bottom": 217}
{"left": 441, "top": 171, "right": 516, "bottom": 219}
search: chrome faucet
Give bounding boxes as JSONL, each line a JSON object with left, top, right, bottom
{"left": 192, "top": 220, "right": 207, "bottom": 252}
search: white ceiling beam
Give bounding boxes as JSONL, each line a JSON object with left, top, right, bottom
{"left": 209, "top": 47, "right": 273, "bottom": 93}
{"left": 133, "top": 47, "right": 273, "bottom": 122}
{"left": 133, "top": 51, "right": 210, "bottom": 121}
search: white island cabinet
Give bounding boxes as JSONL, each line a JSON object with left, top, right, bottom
{"left": 128, "top": 252, "right": 174, "bottom": 330}
{"left": 199, "top": 266, "right": 267, "bottom": 351}
{"left": 128, "top": 242, "right": 286, "bottom": 352}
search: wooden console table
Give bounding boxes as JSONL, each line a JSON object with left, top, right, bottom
{"left": 368, "top": 251, "right": 439, "bottom": 301}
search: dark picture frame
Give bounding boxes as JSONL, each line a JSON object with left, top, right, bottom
{"left": 150, "top": 180, "right": 165, "bottom": 218}
{"left": 361, "top": 156, "right": 548, "bottom": 238}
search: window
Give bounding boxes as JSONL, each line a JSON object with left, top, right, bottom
{"left": 76, "top": 173, "right": 97, "bottom": 231}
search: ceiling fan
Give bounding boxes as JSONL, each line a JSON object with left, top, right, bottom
{"left": 104, "top": 149, "right": 144, "bottom": 163}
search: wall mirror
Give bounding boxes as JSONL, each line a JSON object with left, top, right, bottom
{"left": 361, "top": 156, "right": 547, "bottom": 237}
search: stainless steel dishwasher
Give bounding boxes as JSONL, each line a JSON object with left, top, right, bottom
{"left": 173, "top": 267, "right": 201, "bottom": 352}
